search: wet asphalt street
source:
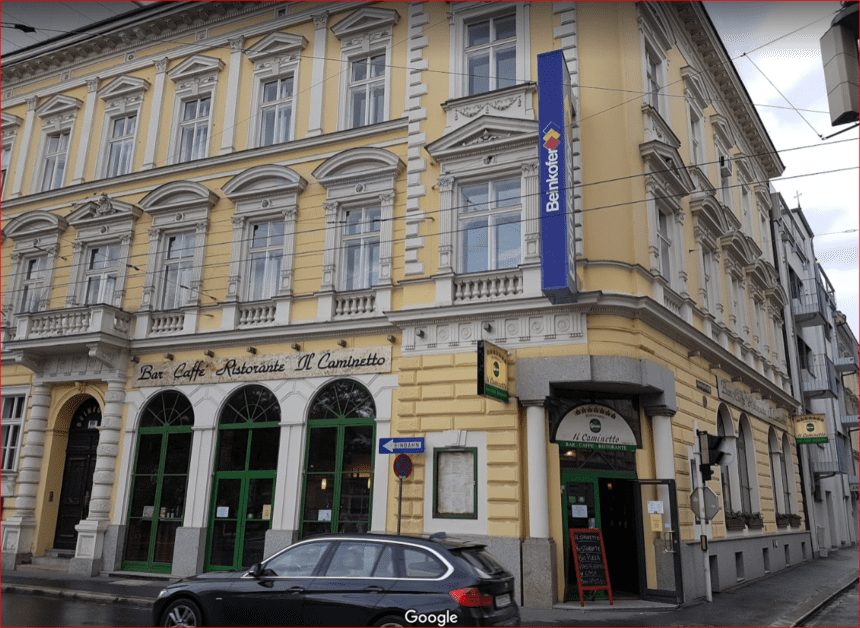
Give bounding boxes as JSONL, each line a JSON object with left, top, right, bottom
{"left": 802, "top": 582, "right": 860, "bottom": 627}
{"left": 0, "top": 593, "right": 150, "bottom": 627}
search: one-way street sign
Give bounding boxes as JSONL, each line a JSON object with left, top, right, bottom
{"left": 379, "top": 437, "right": 425, "bottom": 454}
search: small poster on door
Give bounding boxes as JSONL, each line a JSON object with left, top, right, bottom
{"left": 142, "top": 506, "right": 154, "bottom": 518}
{"left": 262, "top": 504, "right": 271, "bottom": 521}
{"left": 571, "top": 505, "right": 588, "bottom": 518}
{"left": 216, "top": 506, "right": 229, "bottom": 518}
{"left": 318, "top": 509, "right": 332, "bottom": 521}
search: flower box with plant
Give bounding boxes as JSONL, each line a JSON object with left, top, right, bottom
{"left": 725, "top": 510, "right": 747, "bottom": 530}
{"left": 776, "top": 513, "right": 791, "bottom": 527}
{"left": 744, "top": 512, "right": 764, "bottom": 529}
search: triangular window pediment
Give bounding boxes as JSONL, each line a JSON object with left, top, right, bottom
{"left": 680, "top": 66, "right": 708, "bottom": 109}
{"left": 1, "top": 112, "right": 22, "bottom": 131}
{"left": 245, "top": 32, "right": 308, "bottom": 62}
{"left": 710, "top": 113, "right": 734, "bottom": 149}
{"left": 331, "top": 7, "right": 400, "bottom": 40}
{"left": 426, "top": 115, "right": 538, "bottom": 161}
{"left": 67, "top": 196, "right": 142, "bottom": 227}
{"left": 98, "top": 74, "right": 151, "bottom": 101}
{"left": 640, "top": 140, "right": 694, "bottom": 198}
{"left": 35, "top": 94, "right": 82, "bottom": 119}
{"left": 168, "top": 55, "right": 224, "bottom": 82}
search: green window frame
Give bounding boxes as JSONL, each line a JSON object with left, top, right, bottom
{"left": 299, "top": 380, "right": 376, "bottom": 539}
{"left": 205, "top": 385, "right": 280, "bottom": 572}
{"left": 122, "top": 391, "right": 194, "bottom": 574}
{"left": 433, "top": 447, "right": 478, "bottom": 520}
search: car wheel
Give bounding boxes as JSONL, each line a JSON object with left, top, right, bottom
{"left": 371, "top": 615, "right": 406, "bottom": 627}
{"left": 160, "top": 599, "right": 203, "bottom": 627}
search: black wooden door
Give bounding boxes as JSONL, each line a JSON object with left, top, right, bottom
{"left": 53, "top": 400, "right": 101, "bottom": 550}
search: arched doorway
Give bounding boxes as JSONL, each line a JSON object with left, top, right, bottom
{"left": 205, "top": 385, "right": 280, "bottom": 571}
{"left": 122, "top": 390, "right": 194, "bottom": 573}
{"left": 299, "top": 379, "right": 376, "bottom": 539}
{"left": 53, "top": 397, "right": 101, "bottom": 550}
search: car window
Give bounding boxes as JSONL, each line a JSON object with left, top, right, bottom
{"left": 372, "top": 545, "right": 395, "bottom": 578}
{"left": 323, "top": 542, "right": 383, "bottom": 578}
{"left": 401, "top": 547, "right": 446, "bottom": 579}
{"left": 454, "top": 548, "right": 505, "bottom": 577}
{"left": 265, "top": 541, "right": 330, "bottom": 577}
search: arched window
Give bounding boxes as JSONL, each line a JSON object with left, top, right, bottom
{"left": 781, "top": 434, "right": 795, "bottom": 515}
{"left": 300, "top": 380, "right": 376, "bottom": 538}
{"left": 717, "top": 407, "right": 734, "bottom": 513}
{"left": 736, "top": 416, "right": 754, "bottom": 513}
{"left": 123, "top": 391, "right": 194, "bottom": 573}
{"left": 206, "top": 385, "right": 280, "bottom": 571}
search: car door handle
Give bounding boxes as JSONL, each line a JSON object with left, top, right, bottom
{"left": 363, "top": 586, "right": 384, "bottom": 593}
{"left": 286, "top": 586, "right": 305, "bottom": 594}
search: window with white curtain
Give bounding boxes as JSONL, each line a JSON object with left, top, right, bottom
{"left": 162, "top": 233, "right": 195, "bottom": 310}
{"left": 736, "top": 419, "right": 753, "bottom": 513}
{"left": 84, "top": 244, "right": 120, "bottom": 305}
{"left": 20, "top": 256, "right": 48, "bottom": 313}
{"left": 177, "top": 97, "right": 211, "bottom": 163}
{"left": 259, "top": 77, "right": 294, "bottom": 146}
{"left": 248, "top": 221, "right": 285, "bottom": 301}
{"left": 41, "top": 130, "right": 70, "bottom": 191}
{"left": 459, "top": 178, "right": 521, "bottom": 274}
{"left": 105, "top": 114, "right": 137, "bottom": 178}
{"left": 341, "top": 206, "right": 381, "bottom": 291}
{"left": 348, "top": 54, "right": 386, "bottom": 129}
{"left": 465, "top": 13, "right": 517, "bottom": 95}
{"left": 1, "top": 395, "right": 26, "bottom": 472}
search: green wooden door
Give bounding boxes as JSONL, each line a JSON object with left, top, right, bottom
{"left": 205, "top": 386, "right": 280, "bottom": 572}
{"left": 299, "top": 380, "right": 376, "bottom": 539}
{"left": 122, "top": 392, "right": 194, "bottom": 573}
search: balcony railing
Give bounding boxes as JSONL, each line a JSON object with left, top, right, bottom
{"left": 334, "top": 291, "right": 376, "bottom": 318}
{"left": 454, "top": 269, "right": 523, "bottom": 304}
{"left": 14, "top": 305, "right": 133, "bottom": 341}
{"left": 238, "top": 303, "right": 276, "bottom": 327}
{"left": 792, "top": 280, "right": 830, "bottom": 328}
{"left": 834, "top": 353, "right": 859, "bottom": 374}
{"left": 801, "top": 354, "right": 839, "bottom": 399}
{"left": 150, "top": 312, "right": 185, "bottom": 335}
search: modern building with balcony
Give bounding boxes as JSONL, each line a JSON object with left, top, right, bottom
{"left": 772, "top": 192, "right": 859, "bottom": 555}
{"left": 2, "top": 1, "right": 812, "bottom": 605}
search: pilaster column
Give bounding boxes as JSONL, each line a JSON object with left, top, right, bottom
{"left": 71, "top": 77, "right": 99, "bottom": 184}
{"left": 378, "top": 192, "right": 395, "bottom": 286}
{"left": 142, "top": 58, "right": 168, "bottom": 170}
{"left": 9, "top": 96, "right": 38, "bottom": 198}
{"left": 526, "top": 404, "right": 550, "bottom": 537}
{"left": 1, "top": 382, "right": 51, "bottom": 569}
{"left": 307, "top": 12, "right": 328, "bottom": 137}
{"left": 647, "top": 406, "right": 676, "bottom": 480}
{"left": 219, "top": 37, "right": 244, "bottom": 155}
{"left": 522, "top": 161, "right": 541, "bottom": 264}
{"left": 70, "top": 380, "right": 125, "bottom": 575}
{"left": 320, "top": 201, "right": 338, "bottom": 292}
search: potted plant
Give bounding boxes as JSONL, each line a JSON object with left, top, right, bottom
{"left": 788, "top": 513, "right": 802, "bottom": 527}
{"left": 725, "top": 510, "right": 746, "bottom": 530}
{"left": 744, "top": 512, "right": 764, "bottom": 529}
{"left": 776, "top": 513, "right": 791, "bottom": 527}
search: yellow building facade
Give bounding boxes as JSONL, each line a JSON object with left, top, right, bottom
{"left": 1, "top": 1, "right": 809, "bottom": 605}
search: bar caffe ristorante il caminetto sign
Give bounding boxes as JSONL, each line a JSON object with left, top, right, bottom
{"left": 132, "top": 346, "right": 392, "bottom": 386}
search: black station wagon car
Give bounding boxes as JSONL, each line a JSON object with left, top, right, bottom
{"left": 153, "top": 533, "right": 520, "bottom": 627}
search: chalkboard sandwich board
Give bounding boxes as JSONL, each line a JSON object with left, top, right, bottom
{"left": 569, "top": 528, "right": 613, "bottom": 607}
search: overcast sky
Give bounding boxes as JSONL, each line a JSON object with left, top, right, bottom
{"left": 2, "top": 1, "right": 857, "bottom": 337}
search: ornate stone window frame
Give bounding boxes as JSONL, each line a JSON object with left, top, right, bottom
{"left": 1, "top": 113, "right": 22, "bottom": 198}
{"left": 94, "top": 75, "right": 150, "bottom": 179}
{"left": 31, "top": 94, "right": 82, "bottom": 194}
{"left": 638, "top": 3, "right": 672, "bottom": 123}
{"left": 331, "top": 7, "right": 400, "bottom": 132}
{"left": 312, "top": 147, "right": 404, "bottom": 321}
{"left": 244, "top": 32, "right": 308, "bottom": 149}
{"left": 447, "top": 2, "right": 530, "bottom": 101}
{"left": 138, "top": 181, "right": 218, "bottom": 315}
{"left": 2, "top": 210, "right": 69, "bottom": 327}
{"left": 166, "top": 55, "right": 224, "bottom": 165}
{"left": 65, "top": 195, "right": 143, "bottom": 308}
{"left": 221, "top": 165, "right": 308, "bottom": 328}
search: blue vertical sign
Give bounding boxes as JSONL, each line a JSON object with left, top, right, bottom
{"left": 537, "top": 50, "right": 577, "bottom": 304}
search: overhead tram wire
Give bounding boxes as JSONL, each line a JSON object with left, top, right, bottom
{"left": 23, "top": 163, "right": 860, "bottom": 298}
{"left": 11, "top": 136, "right": 859, "bottom": 285}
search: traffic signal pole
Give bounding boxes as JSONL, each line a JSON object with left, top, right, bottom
{"left": 695, "top": 422, "right": 713, "bottom": 602}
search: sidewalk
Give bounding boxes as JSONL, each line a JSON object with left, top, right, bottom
{"left": 519, "top": 545, "right": 858, "bottom": 627}
{"left": 1, "top": 547, "right": 857, "bottom": 626}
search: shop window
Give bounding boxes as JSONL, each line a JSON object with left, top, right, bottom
{"left": 122, "top": 391, "right": 194, "bottom": 573}
{"left": 300, "top": 380, "right": 376, "bottom": 539}
{"left": 433, "top": 448, "right": 477, "bottom": 519}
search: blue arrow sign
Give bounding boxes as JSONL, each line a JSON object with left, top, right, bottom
{"left": 379, "top": 437, "right": 424, "bottom": 454}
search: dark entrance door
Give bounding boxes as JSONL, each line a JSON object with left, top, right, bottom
{"left": 53, "top": 398, "right": 101, "bottom": 550}
{"left": 598, "top": 478, "right": 639, "bottom": 595}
